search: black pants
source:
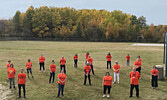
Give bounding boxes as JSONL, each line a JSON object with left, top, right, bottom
{"left": 39, "top": 62, "right": 45, "bottom": 71}
{"left": 60, "top": 65, "right": 66, "bottom": 74}
{"left": 90, "top": 65, "right": 94, "bottom": 75}
{"left": 130, "top": 84, "right": 139, "bottom": 97}
{"left": 104, "top": 85, "right": 111, "bottom": 94}
{"left": 18, "top": 84, "right": 25, "bottom": 97}
{"left": 107, "top": 61, "right": 111, "bottom": 69}
{"left": 152, "top": 75, "right": 158, "bottom": 87}
{"left": 84, "top": 75, "right": 91, "bottom": 85}
{"left": 74, "top": 60, "right": 78, "bottom": 68}
{"left": 57, "top": 83, "right": 65, "bottom": 97}
{"left": 49, "top": 72, "right": 55, "bottom": 83}
{"left": 136, "top": 67, "right": 141, "bottom": 74}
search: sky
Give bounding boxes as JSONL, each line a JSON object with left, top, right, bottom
{"left": 0, "top": 0, "right": 166, "bottom": 25}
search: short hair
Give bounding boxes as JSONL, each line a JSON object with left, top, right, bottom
{"left": 8, "top": 60, "right": 11, "bottom": 62}
{"left": 106, "top": 72, "right": 110, "bottom": 76}
{"left": 52, "top": 60, "right": 55, "bottom": 62}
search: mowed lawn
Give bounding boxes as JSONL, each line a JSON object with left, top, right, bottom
{"left": 0, "top": 41, "right": 166, "bottom": 100}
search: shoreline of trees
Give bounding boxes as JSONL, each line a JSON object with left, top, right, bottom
{"left": 0, "top": 6, "right": 167, "bottom": 42}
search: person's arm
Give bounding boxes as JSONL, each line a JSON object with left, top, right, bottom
{"left": 58, "top": 78, "right": 63, "bottom": 83}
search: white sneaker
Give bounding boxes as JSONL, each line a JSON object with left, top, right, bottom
{"left": 118, "top": 82, "right": 119, "bottom": 84}
{"left": 107, "top": 94, "right": 110, "bottom": 98}
{"left": 103, "top": 94, "right": 106, "bottom": 98}
{"left": 39, "top": 71, "right": 41, "bottom": 72}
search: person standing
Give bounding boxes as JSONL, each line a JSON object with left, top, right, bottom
{"left": 134, "top": 58, "right": 142, "bottom": 74}
{"left": 129, "top": 68, "right": 140, "bottom": 98}
{"left": 6, "top": 60, "right": 11, "bottom": 80}
{"left": 87, "top": 55, "right": 94, "bottom": 75}
{"left": 26, "top": 59, "right": 33, "bottom": 78}
{"left": 39, "top": 54, "right": 45, "bottom": 72}
{"left": 126, "top": 54, "right": 130, "bottom": 66}
{"left": 106, "top": 53, "right": 112, "bottom": 69}
{"left": 57, "top": 70, "right": 67, "bottom": 98}
{"left": 73, "top": 54, "right": 78, "bottom": 68}
{"left": 83, "top": 63, "right": 92, "bottom": 85}
{"left": 102, "top": 72, "right": 112, "bottom": 98}
{"left": 113, "top": 61, "right": 120, "bottom": 84}
{"left": 60, "top": 56, "right": 66, "bottom": 74}
{"left": 49, "top": 60, "right": 56, "bottom": 83}
{"left": 7, "top": 64, "right": 16, "bottom": 89}
{"left": 85, "top": 52, "right": 89, "bottom": 64}
{"left": 17, "top": 68, "right": 27, "bottom": 98}
{"left": 150, "top": 66, "right": 159, "bottom": 89}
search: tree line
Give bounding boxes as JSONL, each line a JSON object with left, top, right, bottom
{"left": 0, "top": 6, "right": 167, "bottom": 42}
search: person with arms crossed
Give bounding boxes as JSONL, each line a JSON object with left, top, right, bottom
{"left": 49, "top": 60, "right": 56, "bottom": 83}
{"left": 57, "top": 70, "right": 67, "bottom": 98}
{"left": 87, "top": 55, "right": 95, "bottom": 75}
{"left": 7, "top": 64, "right": 16, "bottom": 89}
{"left": 17, "top": 68, "right": 27, "bottom": 98}
{"left": 39, "top": 54, "right": 45, "bottom": 72}
{"left": 102, "top": 72, "right": 112, "bottom": 98}
{"left": 83, "top": 63, "right": 92, "bottom": 85}
{"left": 26, "top": 59, "right": 33, "bottom": 78}
{"left": 150, "top": 66, "right": 159, "bottom": 89}
{"left": 106, "top": 53, "right": 112, "bottom": 69}
{"left": 126, "top": 54, "right": 130, "bottom": 66}
{"left": 73, "top": 54, "right": 78, "bottom": 68}
{"left": 60, "top": 56, "right": 66, "bottom": 74}
{"left": 113, "top": 61, "right": 120, "bottom": 84}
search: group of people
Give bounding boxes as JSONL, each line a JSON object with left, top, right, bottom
{"left": 5, "top": 52, "right": 159, "bottom": 98}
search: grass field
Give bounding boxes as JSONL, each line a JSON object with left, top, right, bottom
{"left": 0, "top": 41, "right": 166, "bottom": 100}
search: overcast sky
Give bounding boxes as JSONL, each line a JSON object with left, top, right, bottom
{"left": 0, "top": 0, "right": 166, "bottom": 25}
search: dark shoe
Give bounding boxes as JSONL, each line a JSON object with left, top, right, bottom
{"left": 19, "top": 96, "right": 21, "bottom": 98}
{"left": 62, "top": 94, "right": 64, "bottom": 96}
{"left": 9, "top": 86, "right": 11, "bottom": 89}
{"left": 137, "top": 96, "right": 139, "bottom": 98}
{"left": 24, "top": 96, "right": 26, "bottom": 98}
{"left": 56, "top": 96, "right": 59, "bottom": 98}
{"left": 13, "top": 86, "right": 15, "bottom": 89}
{"left": 32, "top": 76, "right": 34, "bottom": 78}
{"left": 129, "top": 96, "right": 132, "bottom": 98}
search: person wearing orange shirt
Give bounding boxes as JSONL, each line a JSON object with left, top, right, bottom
{"left": 126, "top": 54, "right": 130, "bottom": 66}
{"left": 7, "top": 64, "right": 16, "bottom": 89}
{"left": 60, "top": 56, "right": 66, "bottom": 74}
{"left": 106, "top": 53, "right": 112, "bottom": 69}
{"left": 6, "top": 60, "right": 11, "bottom": 80}
{"left": 102, "top": 72, "right": 112, "bottom": 98}
{"left": 73, "top": 54, "right": 78, "bottom": 68}
{"left": 113, "top": 61, "right": 120, "bottom": 84}
{"left": 17, "top": 68, "right": 27, "bottom": 98}
{"left": 39, "top": 54, "right": 45, "bottom": 72}
{"left": 85, "top": 52, "right": 89, "bottom": 64}
{"left": 138, "top": 56, "right": 142, "bottom": 62}
{"left": 150, "top": 66, "right": 159, "bottom": 89}
{"left": 26, "top": 59, "right": 33, "bottom": 78}
{"left": 134, "top": 58, "right": 142, "bottom": 74}
{"left": 87, "top": 55, "right": 94, "bottom": 75}
{"left": 83, "top": 63, "right": 92, "bottom": 85}
{"left": 129, "top": 68, "right": 140, "bottom": 98}
{"left": 49, "top": 60, "right": 56, "bottom": 83}
{"left": 57, "top": 70, "right": 67, "bottom": 98}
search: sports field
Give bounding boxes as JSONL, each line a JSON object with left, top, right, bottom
{"left": 0, "top": 41, "right": 166, "bottom": 100}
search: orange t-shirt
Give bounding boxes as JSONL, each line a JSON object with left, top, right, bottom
{"left": 85, "top": 54, "right": 89, "bottom": 59}
{"left": 50, "top": 64, "right": 56, "bottom": 72}
{"left": 87, "top": 58, "right": 93, "bottom": 65}
{"left": 139, "top": 58, "right": 142, "bottom": 62}
{"left": 103, "top": 76, "right": 112, "bottom": 86}
{"left": 6, "top": 63, "right": 11, "bottom": 69}
{"left": 134, "top": 61, "right": 142, "bottom": 68}
{"left": 129, "top": 71, "right": 140, "bottom": 85}
{"left": 106, "top": 55, "right": 112, "bottom": 61}
{"left": 17, "top": 73, "right": 26, "bottom": 84}
{"left": 73, "top": 55, "right": 78, "bottom": 60}
{"left": 84, "top": 65, "right": 91, "bottom": 75}
{"left": 151, "top": 69, "right": 159, "bottom": 76}
{"left": 26, "top": 62, "right": 32, "bottom": 69}
{"left": 60, "top": 58, "right": 66, "bottom": 65}
{"left": 39, "top": 56, "right": 45, "bottom": 63}
{"left": 126, "top": 56, "right": 130, "bottom": 61}
{"left": 7, "top": 67, "right": 16, "bottom": 78}
{"left": 113, "top": 64, "right": 120, "bottom": 73}
{"left": 58, "top": 73, "right": 67, "bottom": 85}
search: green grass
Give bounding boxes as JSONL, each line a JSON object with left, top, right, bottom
{"left": 0, "top": 41, "right": 166, "bottom": 100}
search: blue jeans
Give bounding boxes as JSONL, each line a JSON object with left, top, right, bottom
{"left": 57, "top": 83, "right": 65, "bottom": 97}
{"left": 127, "top": 60, "right": 130, "bottom": 66}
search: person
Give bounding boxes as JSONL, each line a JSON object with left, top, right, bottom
{"left": 60, "top": 56, "right": 66, "bottom": 74}
{"left": 26, "top": 59, "right": 33, "bottom": 78}
{"left": 113, "top": 61, "right": 120, "bottom": 84}
{"left": 83, "top": 63, "right": 92, "bottom": 85}
{"left": 7, "top": 64, "right": 16, "bottom": 89}
{"left": 17, "top": 68, "right": 27, "bottom": 98}
{"left": 150, "top": 66, "right": 159, "bottom": 89}
{"left": 102, "top": 72, "right": 112, "bottom": 98}
{"left": 106, "top": 53, "right": 112, "bottom": 69}
{"left": 39, "top": 54, "right": 45, "bottom": 72}
{"left": 138, "top": 56, "right": 142, "bottom": 62}
{"left": 73, "top": 54, "right": 78, "bottom": 68}
{"left": 126, "top": 54, "right": 130, "bottom": 66}
{"left": 85, "top": 52, "right": 89, "bottom": 64}
{"left": 129, "top": 68, "right": 140, "bottom": 98}
{"left": 87, "top": 55, "right": 94, "bottom": 75}
{"left": 6, "top": 60, "right": 11, "bottom": 80}
{"left": 134, "top": 58, "right": 142, "bottom": 74}
{"left": 57, "top": 70, "right": 67, "bottom": 98}
{"left": 49, "top": 60, "right": 56, "bottom": 83}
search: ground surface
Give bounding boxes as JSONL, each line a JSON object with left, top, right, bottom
{"left": 0, "top": 41, "right": 166, "bottom": 100}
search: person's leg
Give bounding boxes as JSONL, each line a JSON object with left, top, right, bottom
{"left": 127, "top": 60, "right": 129, "bottom": 66}
{"left": 84, "top": 75, "right": 87, "bottom": 85}
{"left": 57, "top": 84, "right": 61, "bottom": 97}
{"left": 13, "top": 78, "right": 15, "bottom": 88}
{"left": 9, "top": 78, "right": 12, "bottom": 89}
{"left": 152, "top": 75, "right": 154, "bottom": 87}
{"left": 130, "top": 84, "right": 134, "bottom": 97}
{"left": 18, "top": 84, "right": 21, "bottom": 98}
{"left": 64, "top": 65, "right": 66, "bottom": 74}
{"left": 23, "top": 84, "right": 26, "bottom": 98}
{"left": 117, "top": 73, "right": 119, "bottom": 83}
{"left": 103, "top": 85, "right": 107, "bottom": 94}
{"left": 76, "top": 60, "right": 78, "bottom": 67}
{"left": 155, "top": 76, "right": 158, "bottom": 87}
{"left": 53, "top": 72, "right": 55, "bottom": 83}
{"left": 108, "top": 86, "right": 111, "bottom": 94}
{"left": 49, "top": 72, "right": 52, "bottom": 83}
{"left": 107, "top": 61, "right": 109, "bottom": 69}
{"left": 61, "top": 85, "right": 64, "bottom": 96}
{"left": 91, "top": 65, "right": 94, "bottom": 75}
{"left": 40, "top": 63, "right": 42, "bottom": 71}
{"left": 88, "top": 75, "right": 91, "bottom": 85}
{"left": 114, "top": 72, "right": 116, "bottom": 83}
{"left": 60, "top": 65, "right": 62, "bottom": 73}
{"left": 43, "top": 63, "right": 45, "bottom": 71}
{"left": 30, "top": 68, "right": 33, "bottom": 78}
{"left": 27, "top": 69, "right": 29, "bottom": 78}
{"left": 109, "top": 61, "right": 111, "bottom": 69}
{"left": 135, "top": 85, "right": 139, "bottom": 97}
